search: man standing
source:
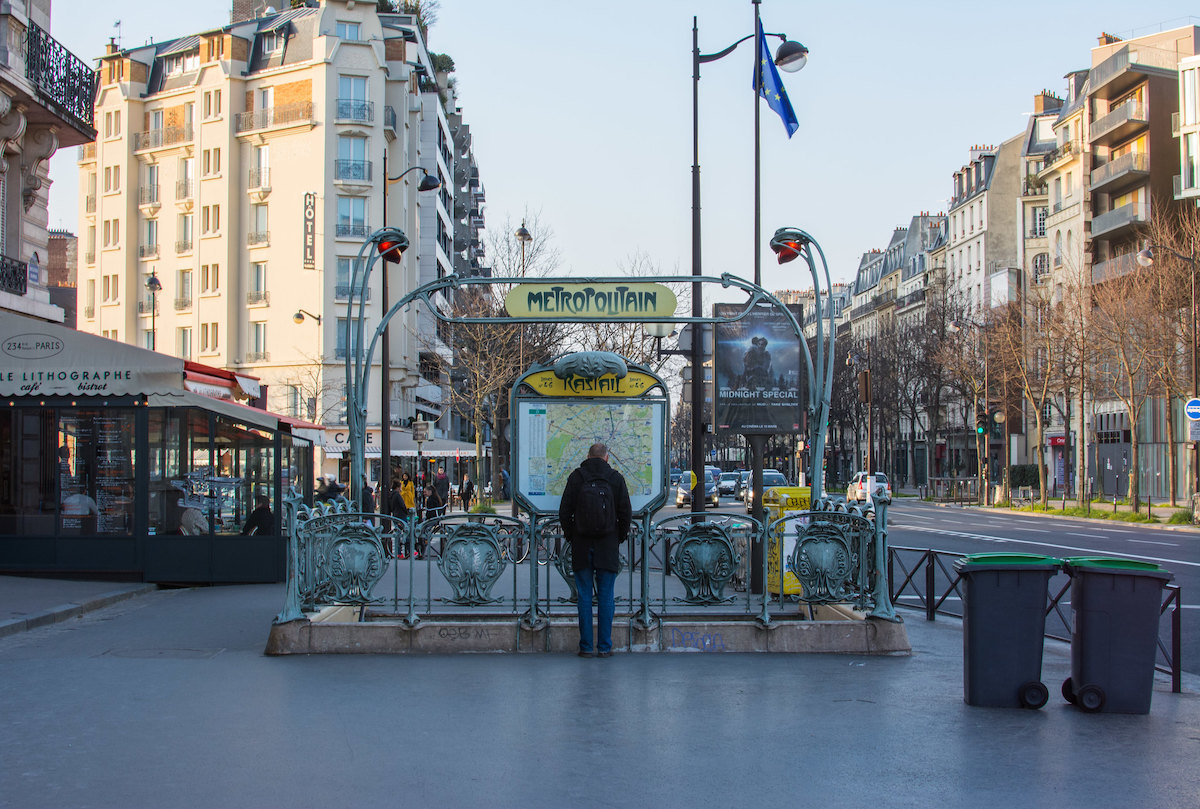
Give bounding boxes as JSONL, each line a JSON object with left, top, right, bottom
{"left": 434, "top": 466, "right": 450, "bottom": 511}
{"left": 460, "top": 473, "right": 475, "bottom": 512}
{"left": 559, "top": 443, "right": 632, "bottom": 658}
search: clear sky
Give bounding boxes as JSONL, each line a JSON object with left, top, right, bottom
{"left": 45, "top": 0, "right": 1200, "bottom": 291}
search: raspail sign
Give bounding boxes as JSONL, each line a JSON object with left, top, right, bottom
{"left": 504, "top": 282, "right": 677, "bottom": 319}
{"left": 524, "top": 369, "right": 658, "bottom": 398}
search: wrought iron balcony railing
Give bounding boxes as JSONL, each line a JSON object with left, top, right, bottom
{"left": 335, "top": 99, "right": 374, "bottom": 122}
{"left": 334, "top": 159, "right": 372, "bottom": 181}
{"left": 174, "top": 296, "right": 192, "bottom": 310}
{"left": 334, "top": 285, "right": 370, "bottom": 300}
{"left": 134, "top": 124, "right": 193, "bottom": 150}
{"left": 176, "top": 179, "right": 193, "bottom": 200}
{"left": 0, "top": 254, "right": 28, "bottom": 295}
{"left": 384, "top": 105, "right": 396, "bottom": 130}
{"left": 137, "top": 300, "right": 157, "bottom": 315}
{"left": 246, "top": 290, "right": 270, "bottom": 305}
{"left": 139, "top": 185, "right": 159, "bottom": 205}
{"left": 83, "top": 305, "right": 94, "bottom": 319}
{"left": 234, "top": 102, "right": 315, "bottom": 133}
{"left": 247, "top": 230, "right": 270, "bottom": 246}
{"left": 335, "top": 223, "right": 370, "bottom": 238}
{"left": 25, "top": 22, "right": 97, "bottom": 135}
{"left": 138, "top": 244, "right": 159, "bottom": 258}
{"left": 175, "top": 238, "right": 193, "bottom": 253}
{"left": 85, "top": 194, "right": 96, "bottom": 212}
{"left": 84, "top": 251, "right": 95, "bottom": 264}
{"left": 245, "top": 351, "right": 270, "bottom": 363}
{"left": 249, "top": 167, "right": 270, "bottom": 188}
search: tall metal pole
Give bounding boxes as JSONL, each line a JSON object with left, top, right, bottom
{"left": 752, "top": 0, "right": 762, "bottom": 289}
{"left": 381, "top": 150, "right": 392, "bottom": 512}
{"left": 1192, "top": 239, "right": 1197, "bottom": 497}
{"left": 690, "top": 18, "right": 705, "bottom": 516}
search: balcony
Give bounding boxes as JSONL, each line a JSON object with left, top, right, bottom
{"left": 1021, "top": 179, "right": 1047, "bottom": 197}
{"left": 85, "top": 194, "right": 96, "bottom": 213}
{"left": 247, "top": 230, "right": 270, "bottom": 246}
{"left": 175, "top": 239, "right": 193, "bottom": 253}
{"left": 83, "top": 305, "right": 94, "bottom": 319}
{"left": 1045, "top": 201, "right": 1081, "bottom": 231}
{"left": 138, "top": 185, "right": 159, "bottom": 206}
{"left": 872, "top": 289, "right": 896, "bottom": 310}
{"left": 1091, "top": 253, "right": 1139, "bottom": 284}
{"left": 335, "top": 99, "right": 374, "bottom": 122}
{"left": 84, "top": 251, "right": 95, "bottom": 265}
{"left": 334, "top": 159, "right": 372, "bottom": 181}
{"left": 335, "top": 223, "right": 370, "bottom": 239}
{"left": 1176, "top": 171, "right": 1200, "bottom": 201}
{"left": 1090, "top": 201, "right": 1150, "bottom": 240}
{"left": 249, "top": 167, "right": 270, "bottom": 189}
{"left": 1173, "top": 111, "right": 1181, "bottom": 136}
{"left": 1089, "top": 44, "right": 1180, "bottom": 101}
{"left": 138, "top": 244, "right": 159, "bottom": 258}
{"left": 25, "top": 22, "right": 97, "bottom": 137}
{"left": 246, "top": 290, "right": 270, "bottom": 305}
{"left": 137, "top": 300, "right": 157, "bottom": 315}
{"left": 134, "top": 124, "right": 193, "bottom": 151}
{"left": 1089, "top": 102, "right": 1148, "bottom": 148}
{"left": 1038, "top": 140, "right": 1080, "bottom": 176}
{"left": 384, "top": 105, "right": 396, "bottom": 138}
{"left": 0, "top": 254, "right": 28, "bottom": 295}
{"left": 1090, "top": 152, "right": 1150, "bottom": 194}
{"left": 174, "top": 296, "right": 192, "bottom": 311}
{"left": 234, "top": 101, "right": 315, "bottom": 133}
{"left": 895, "top": 288, "right": 926, "bottom": 310}
{"left": 334, "top": 285, "right": 370, "bottom": 300}
{"left": 245, "top": 351, "right": 270, "bottom": 363}
{"left": 77, "top": 143, "right": 96, "bottom": 162}
{"left": 175, "top": 179, "right": 193, "bottom": 200}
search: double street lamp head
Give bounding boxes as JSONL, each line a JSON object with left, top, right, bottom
{"left": 516, "top": 221, "right": 532, "bottom": 243}
{"left": 145, "top": 273, "right": 162, "bottom": 293}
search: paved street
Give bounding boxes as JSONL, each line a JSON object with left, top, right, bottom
{"left": 2, "top": 569, "right": 1199, "bottom": 808}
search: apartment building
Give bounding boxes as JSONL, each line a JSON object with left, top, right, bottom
{"left": 76, "top": 1, "right": 484, "bottom": 485}
{"left": 0, "top": 1, "right": 95, "bottom": 323}
{"left": 1174, "top": 52, "right": 1200, "bottom": 202}
{"left": 1088, "top": 27, "right": 1199, "bottom": 281}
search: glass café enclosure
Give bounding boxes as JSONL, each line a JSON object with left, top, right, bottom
{"left": 0, "top": 401, "right": 312, "bottom": 583}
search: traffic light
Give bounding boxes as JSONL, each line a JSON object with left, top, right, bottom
{"left": 976, "top": 410, "right": 988, "bottom": 435}
{"left": 857, "top": 369, "right": 871, "bottom": 403}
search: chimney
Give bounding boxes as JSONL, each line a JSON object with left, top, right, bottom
{"left": 105, "top": 38, "right": 118, "bottom": 55}
{"left": 1097, "top": 32, "right": 1123, "bottom": 46}
{"left": 232, "top": 0, "right": 272, "bottom": 23}
{"left": 1033, "top": 91, "right": 1063, "bottom": 114}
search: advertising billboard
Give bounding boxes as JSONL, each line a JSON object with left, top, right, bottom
{"left": 713, "top": 302, "right": 803, "bottom": 434}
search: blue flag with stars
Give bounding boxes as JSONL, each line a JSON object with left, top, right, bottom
{"left": 754, "top": 20, "right": 798, "bottom": 138}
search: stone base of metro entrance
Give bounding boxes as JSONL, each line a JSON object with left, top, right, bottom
{"left": 265, "top": 608, "right": 911, "bottom": 656}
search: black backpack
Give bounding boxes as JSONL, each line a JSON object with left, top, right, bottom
{"left": 575, "top": 470, "right": 617, "bottom": 537}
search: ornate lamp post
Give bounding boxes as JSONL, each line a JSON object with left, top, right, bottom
{"left": 511, "top": 221, "right": 532, "bottom": 517}
{"left": 949, "top": 317, "right": 989, "bottom": 505}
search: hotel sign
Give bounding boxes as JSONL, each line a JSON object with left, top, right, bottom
{"left": 303, "top": 193, "right": 317, "bottom": 269}
{"left": 504, "top": 282, "right": 677, "bottom": 320}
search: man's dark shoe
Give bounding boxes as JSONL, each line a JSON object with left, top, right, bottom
{"left": 578, "top": 651, "right": 594, "bottom": 658}
{"left": 597, "top": 651, "right": 613, "bottom": 658}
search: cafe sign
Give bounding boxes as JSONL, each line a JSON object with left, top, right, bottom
{"left": 504, "top": 282, "right": 677, "bottom": 320}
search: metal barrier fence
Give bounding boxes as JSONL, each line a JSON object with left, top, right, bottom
{"left": 888, "top": 545, "right": 1183, "bottom": 693}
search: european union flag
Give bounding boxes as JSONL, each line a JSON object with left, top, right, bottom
{"left": 754, "top": 20, "right": 798, "bottom": 138}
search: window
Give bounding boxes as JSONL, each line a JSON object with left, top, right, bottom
{"left": 1065, "top": 171, "right": 1073, "bottom": 198}
{"left": 336, "top": 196, "right": 367, "bottom": 236}
{"left": 178, "top": 269, "right": 192, "bottom": 301}
{"left": 260, "top": 31, "right": 283, "bottom": 54}
{"left": 86, "top": 279, "right": 95, "bottom": 308}
{"left": 203, "top": 89, "right": 222, "bottom": 118}
{"left": 103, "top": 110, "right": 121, "bottom": 138}
{"left": 339, "top": 75, "right": 367, "bottom": 101}
{"left": 286, "top": 385, "right": 302, "bottom": 418}
{"left": 250, "top": 145, "right": 268, "bottom": 187}
{"left": 177, "top": 327, "right": 192, "bottom": 359}
{"left": 103, "top": 166, "right": 120, "bottom": 192}
{"left": 250, "top": 204, "right": 269, "bottom": 244}
{"left": 102, "top": 329, "right": 118, "bottom": 340}
{"left": 202, "top": 148, "right": 221, "bottom": 175}
{"left": 102, "top": 219, "right": 119, "bottom": 246}
{"left": 336, "top": 21, "right": 361, "bottom": 40}
{"left": 201, "top": 205, "right": 219, "bottom": 234}
{"left": 207, "top": 36, "right": 225, "bottom": 61}
{"left": 1034, "top": 207, "right": 1047, "bottom": 237}
{"left": 336, "top": 317, "right": 358, "bottom": 358}
{"left": 145, "top": 218, "right": 158, "bottom": 249}
{"left": 335, "top": 257, "right": 364, "bottom": 295}
{"left": 201, "top": 263, "right": 220, "bottom": 292}
{"left": 1185, "top": 69, "right": 1198, "bottom": 127}
{"left": 142, "top": 329, "right": 154, "bottom": 350}
{"left": 251, "top": 261, "right": 267, "bottom": 293}
{"left": 102, "top": 274, "right": 111, "bottom": 301}
{"left": 200, "top": 322, "right": 219, "bottom": 352}
{"left": 258, "top": 86, "right": 274, "bottom": 111}
{"left": 177, "top": 214, "right": 193, "bottom": 250}
{"left": 251, "top": 322, "right": 268, "bottom": 354}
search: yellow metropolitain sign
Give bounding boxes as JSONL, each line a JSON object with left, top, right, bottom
{"left": 504, "top": 282, "right": 677, "bottom": 319}
{"left": 525, "top": 370, "right": 659, "bottom": 397}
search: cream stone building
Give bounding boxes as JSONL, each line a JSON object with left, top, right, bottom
{"left": 76, "top": 1, "right": 485, "bottom": 485}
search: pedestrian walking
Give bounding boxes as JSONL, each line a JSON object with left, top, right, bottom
{"left": 400, "top": 471, "right": 416, "bottom": 519}
{"left": 558, "top": 443, "right": 631, "bottom": 658}
{"left": 434, "top": 466, "right": 450, "bottom": 511}
{"left": 461, "top": 473, "right": 475, "bottom": 512}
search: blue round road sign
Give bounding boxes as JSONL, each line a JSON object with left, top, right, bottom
{"left": 1187, "top": 398, "right": 1200, "bottom": 421}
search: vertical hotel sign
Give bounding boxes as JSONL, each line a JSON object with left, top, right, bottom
{"left": 303, "top": 193, "right": 317, "bottom": 269}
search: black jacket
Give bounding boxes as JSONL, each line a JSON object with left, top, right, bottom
{"left": 559, "top": 456, "right": 632, "bottom": 573}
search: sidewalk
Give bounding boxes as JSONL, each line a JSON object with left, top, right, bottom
{"left": 0, "top": 575, "right": 155, "bottom": 639}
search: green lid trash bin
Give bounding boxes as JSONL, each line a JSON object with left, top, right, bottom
{"left": 1061, "top": 556, "right": 1174, "bottom": 714}
{"left": 954, "top": 553, "right": 1061, "bottom": 709}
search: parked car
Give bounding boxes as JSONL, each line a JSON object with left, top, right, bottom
{"left": 745, "top": 470, "right": 790, "bottom": 514}
{"left": 718, "top": 471, "right": 741, "bottom": 496}
{"left": 676, "top": 473, "right": 721, "bottom": 508}
{"left": 846, "top": 471, "right": 891, "bottom": 505}
{"left": 734, "top": 471, "right": 752, "bottom": 501}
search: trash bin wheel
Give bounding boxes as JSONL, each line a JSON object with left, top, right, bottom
{"left": 1077, "top": 684, "right": 1106, "bottom": 713}
{"left": 1061, "top": 677, "right": 1076, "bottom": 705}
{"left": 1019, "top": 680, "right": 1049, "bottom": 710}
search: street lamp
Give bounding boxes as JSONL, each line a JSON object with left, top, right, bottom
{"left": 691, "top": 4, "right": 805, "bottom": 515}
{"left": 512, "top": 221, "right": 532, "bottom": 517}
{"left": 380, "top": 156, "right": 441, "bottom": 512}
{"left": 949, "top": 317, "right": 989, "bottom": 505}
{"left": 145, "top": 272, "right": 162, "bottom": 350}
{"left": 1137, "top": 242, "right": 1198, "bottom": 497}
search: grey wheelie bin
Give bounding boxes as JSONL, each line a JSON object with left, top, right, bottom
{"left": 954, "top": 553, "right": 1060, "bottom": 709}
{"left": 1061, "top": 557, "right": 1174, "bottom": 714}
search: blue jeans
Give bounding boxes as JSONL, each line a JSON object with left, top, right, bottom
{"left": 574, "top": 550, "right": 617, "bottom": 654}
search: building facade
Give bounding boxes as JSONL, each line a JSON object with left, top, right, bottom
{"left": 76, "top": 1, "right": 484, "bottom": 489}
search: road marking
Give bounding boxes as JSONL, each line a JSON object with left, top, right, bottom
{"left": 1010, "top": 526, "right": 1052, "bottom": 533}
{"left": 898, "top": 524, "right": 1200, "bottom": 568}
{"left": 1129, "top": 539, "right": 1179, "bottom": 547}
{"left": 1067, "top": 532, "right": 1104, "bottom": 538}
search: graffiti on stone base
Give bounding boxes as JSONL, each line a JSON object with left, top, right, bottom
{"left": 668, "top": 628, "right": 728, "bottom": 652}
